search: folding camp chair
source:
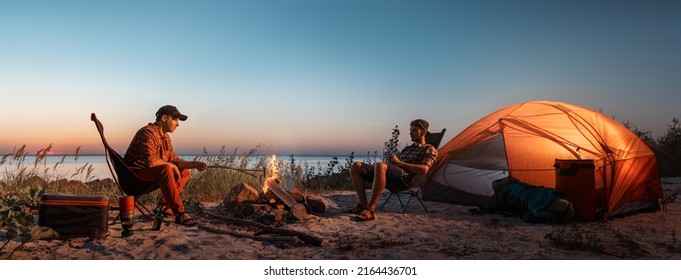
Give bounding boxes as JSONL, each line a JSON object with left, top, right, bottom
{"left": 91, "top": 113, "right": 158, "bottom": 220}
{"left": 379, "top": 128, "right": 446, "bottom": 213}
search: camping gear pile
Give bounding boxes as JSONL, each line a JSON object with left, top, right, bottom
{"left": 472, "top": 176, "right": 574, "bottom": 224}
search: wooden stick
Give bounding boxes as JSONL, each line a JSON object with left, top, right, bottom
{"left": 198, "top": 224, "right": 253, "bottom": 238}
{"left": 207, "top": 165, "right": 265, "bottom": 181}
{"left": 203, "top": 211, "right": 271, "bottom": 228}
{"left": 202, "top": 211, "right": 324, "bottom": 247}
{"left": 199, "top": 224, "right": 301, "bottom": 243}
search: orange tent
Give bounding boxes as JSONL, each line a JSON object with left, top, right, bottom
{"left": 423, "top": 101, "right": 663, "bottom": 219}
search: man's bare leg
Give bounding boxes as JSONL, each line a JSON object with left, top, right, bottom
{"left": 350, "top": 162, "right": 369, "bottom": 208}
{"left": 367, "top": 162, "right": 388, "bottom": 211}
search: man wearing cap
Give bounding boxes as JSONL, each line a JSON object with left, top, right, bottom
{"left": 124, "top": 105, "right": 208, "bottom": 227}
{"left": 347, "top": 119, "right": 438, "bottom": 221}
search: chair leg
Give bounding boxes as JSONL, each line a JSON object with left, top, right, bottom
{"left": 134, "top": 197, "right": 154, "bottom": 220}
{"left": 401, "top": 190, "right": 428, "bottom": 214}
{"left": 414, "top": 193, "right": 429, "bottom": 212}
{"left": 395, "top": 192, "right": 405, "bottom": 209}
{"left": 381, "top": 190, "right": 428, "bottom": 214}
{"left": 402, "top": 193, "right": 414, "bottom": 214}
{"left": 379, "top": 192, "right": 395, "bottom": 211}
{"left": 109, "top": 212, "right": 121, "bottom": 225}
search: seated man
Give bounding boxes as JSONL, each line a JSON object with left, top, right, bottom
{"left": 348, "top": 119, "right": 438, "bottom": 221}
{"left": 124, "top": 105, "right": 208, "bottom": 226}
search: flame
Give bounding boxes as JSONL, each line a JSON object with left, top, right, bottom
{"left": 263, "top": 155, "right": 279, "bottom": 193}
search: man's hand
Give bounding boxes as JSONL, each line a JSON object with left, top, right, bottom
{"left": 175, "top": 161, "right": 207, "bottom": 171}
{"left": 170, "top": 163, "right": 181, "bottom": 179}
{"left": 389, "top": 155, "right": 429, "bottom": 175}
{"left": 387, "top": 154, "right": 401, "bottom": 165}
{"left": 193, "top": 161, "right": 208, "bottom": 171}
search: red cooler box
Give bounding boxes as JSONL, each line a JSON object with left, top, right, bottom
{"left": 39, "top": 193, "right": 110, "bottom": 239}
{"left": 554, "top": 159, "right": 596, "bottom": 221}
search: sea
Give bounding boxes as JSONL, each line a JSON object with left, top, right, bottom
{"left": 1, "top": 154, "right": 382, "bottom": 182}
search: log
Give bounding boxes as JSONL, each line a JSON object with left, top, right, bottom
{"left": 224, "top": 183, "right": 260, "bottom": 205}
{"left": 203, "top": 211, "right": 324, "bottom": 247}
{"left": 289, "top": 187, "right": 306, "bottom": 203}
{"left": 198, "top": 224, "right": 253, "bottom": 238}
{"left": 266, "top": 181, "right": 298, "bottom": 208}
{"left": 257, "top": 209, "right": 286, "bottom": 226}
{"left": 199, "top": 224, "right": 301, "bottom": 243}
{"left": 203, "top": 211, "right": 271, "bottom": 229}
{"left": 305, "top": 195, "right": 326, "bottom": 214}
{"left": 239, "top": 203, "right": 272, "bottom": 217}
{"left": 287, "top": 203, "right": 308, "bottom": 221}
{"left": 255, "top": 227, "right": 321, "bottom": 247}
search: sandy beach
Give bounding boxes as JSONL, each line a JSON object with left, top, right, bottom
{"left": 1, "top": 178, "right": 679, "bottom": 261}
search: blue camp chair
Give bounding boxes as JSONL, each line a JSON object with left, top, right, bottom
{"left": 379, "top": 128, "right": 446, "bottom": 213}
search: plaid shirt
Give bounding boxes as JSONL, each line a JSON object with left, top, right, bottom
{"left": 398, "top": 143, "right": 438, "bottom": 170}
{"left": 124, "top": 123, "right": 184, "bottom": 169}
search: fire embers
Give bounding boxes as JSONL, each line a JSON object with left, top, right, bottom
{"left": 222, "top": 182, "right": 325, "bottom": 226}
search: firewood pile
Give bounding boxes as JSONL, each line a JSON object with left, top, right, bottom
{"left": 221, "top": 181, "right": 326, "bottom": 226}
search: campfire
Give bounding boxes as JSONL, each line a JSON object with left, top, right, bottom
{"left": 221, "top": 155, "right": 325, "bottom": 226}
{"left": 199, "top": 155, "right": 326, "bottom": 247}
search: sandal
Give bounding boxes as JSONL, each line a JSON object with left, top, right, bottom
{"left": 175, "top": 212, "right": 198, "bottom": 227}
{"left": 354, "top": 208, "right": 375, "bottom": 222}
{"left": 155, "top": 202, "right": 174, "bottom": 216}
{"left": 161, "top": 206, "right": 174, "bottom": 216}
{"left": 344, "top": 203, "right": 365, "bottom": 214}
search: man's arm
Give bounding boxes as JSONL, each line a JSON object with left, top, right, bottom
{"left": 177, "top": 161, "right": 208, "bottom": 171}
{"left": 387, "top": 155, "right": 429, "bottom": 175}
{"left": 148, "top": 158, "right": 182, "bottom": 178}
{"left": 389, "top": 145, "right": 438, "bottom": 175}
{"left": 162, "top": 135, "right": 208, "bottom": 171}
{"left": 149, "top": 159, "right": 207, "bottom": 173}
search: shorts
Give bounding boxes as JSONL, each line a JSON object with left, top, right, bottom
{"left": 358, "top": 162, "right": 406, "bottom": 188}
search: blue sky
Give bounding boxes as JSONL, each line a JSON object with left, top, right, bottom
{"left": 1, "top": 0, "right": 679, "bottom": 155}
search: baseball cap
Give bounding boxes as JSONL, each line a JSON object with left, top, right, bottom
{"left": 410, "top": 119, "right": 429, "bottom": 131}
{"left": 155, "top": 105, "right": 188, "bottom": 121}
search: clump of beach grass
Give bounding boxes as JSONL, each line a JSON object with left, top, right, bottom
{"left": 544, "top": 224, "right": 605, "bottom": 254}
{"left": 182, "top": 145, "right": 268, "bottom": 203}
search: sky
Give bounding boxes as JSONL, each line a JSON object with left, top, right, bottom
{"left": 1, "top": 0, "right": 680, "bottom": 156}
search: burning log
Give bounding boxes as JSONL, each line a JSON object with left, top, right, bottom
{"left": 289, "top": 187, "right": 306, "bottom": 203}
{"left": 265, "top": 180, "right": 298, "bottom": 209}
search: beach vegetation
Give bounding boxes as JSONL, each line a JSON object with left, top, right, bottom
{"left": 0, "top": 145, "right": 79, "bottom": 255}
{"left": 383, "top": 125, "right": 400, "bottom": 161}
{"left": 625, "top": 118, "right": 681, "bottom": 177}
{"left": 655, "top": 118, "right": 681, "bottom": 177}
{"left": 544, "top": 225, "right": 605, "bottom": 254}
{"left": 180, "top": 145, "right": 268, "bottom": 203}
